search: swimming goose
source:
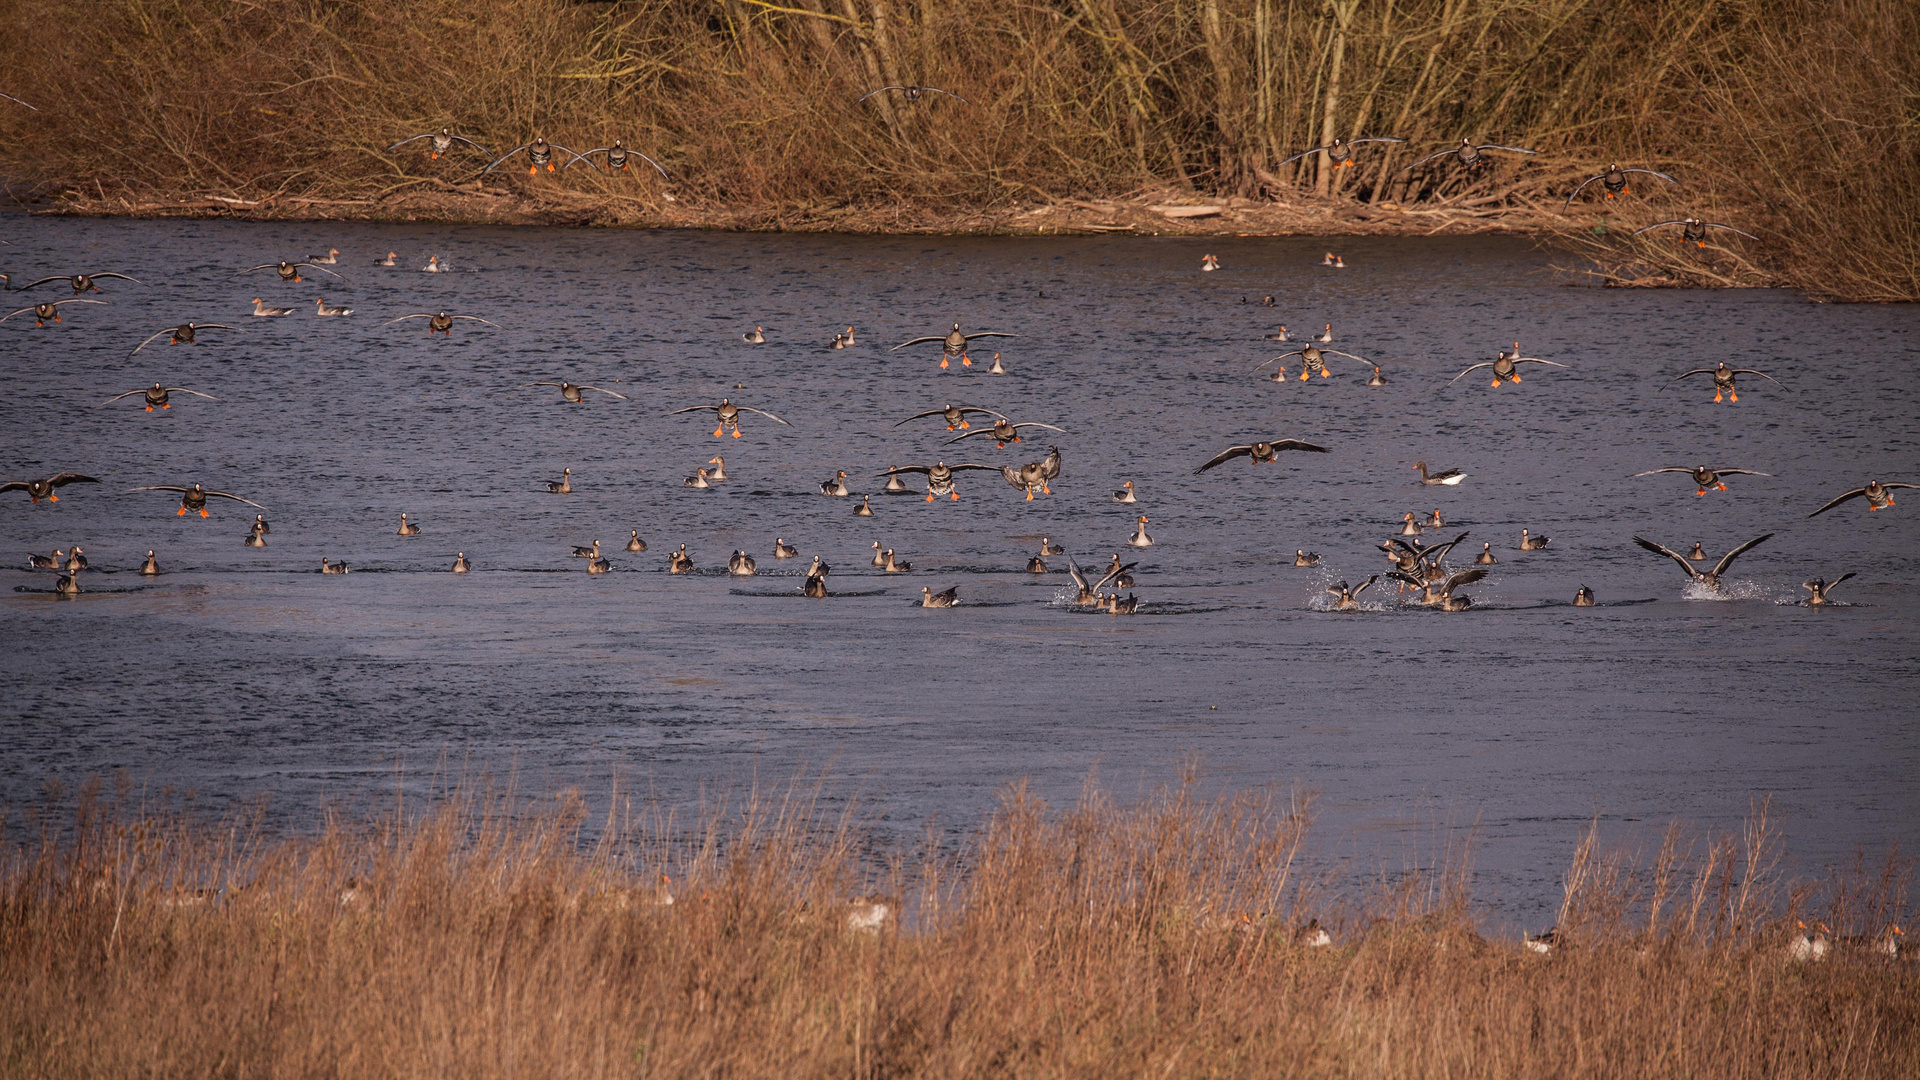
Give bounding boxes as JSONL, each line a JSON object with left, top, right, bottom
{"left": 728, "top": 550, "right": 757, "bottom": 576}
{"left": 820, "top": 471, "right": 851, "bottom": 497}
{"left": 1400, "top": 138, "right": 1538, "bottom": 172}
{"left": 2, "top": 472, "right": 99, "bottom": 503}
{"left": 684, "top": 468, "right": 712, "bottom": 489}
{"left": 397, "top": 514, "right": 421, "bottom": 536}
{"left": 883, "top": 472, "right": 913, "bottom": 495}
{"left": 480, "top": 137, "right": 581, "bottom": 175}
{"left": 1194, "top": 439, "right": 1329, "bottom": 473}
{"left": 1801, "top": 574, "right": 1853, "bottom": 605}
{"left": 1450, "top": 343, "right": 1568, "bottom": 388}
{"left": 1201, "top": 254, "right": 1220, "bottom": 271}
{"left": 773, "top": 538, "right": 797, "bottom": 559}
{"left": 530, "top": 381, "right": 627, "bottom": 402}
{"left": 1127, "top": 516, "right": 1153, "bottom": 547}
{"left": 243, "top": 527, "right": 267, "bottom": 548}
{"left": 742, "top": 326, "right": 766, "bottom": 343}
{"left": 892, "top": 323, "right": 1017, "bottom": 369}
{"left": 320, "top": 558, "right": 349, "bottom": 574}
{"left": 1277, "top": 136, "right": 1406, "bottom": 170}
{"left": 883, "top": 549, "right": 912, "bottom": 573}
{"left": 1065, "top": 556, "right": 1135, "bottom": 606}
{"left": 547, "top": 468, "right": 573, "bottom": 494}
{"left": 1105, "top": 553, "right": 1135, "bottom": 588}
{"left": 1414, "top": 461, "right": 1465, "bottom": 486}
{"left": 423, "top": 256, "right": 446, "bottom": 273}
{"left": 452, "top": 553, "right": 471, "bottom": 573}
{"left": 877, "top": 462, "right": 999, "bottom": 501}
{"left": 565, "top": 139, "right": 669, "bottom": 177}
{"left": 1027, "top": 556, "right": 1049, "bottom": 573}
{"left": 830, "top": 327, "right": 854, "bottom": 349}
{"left": 855, "top": 494, "right": 873, "bottom": 516}
{"left": 1688, "top": 543, "right": 1708, "bottom": 561}
{"left": 1788, "top": 922, "right": 1831, "bottom": 962}
{"left": 1106, "top": 593, "right": 1140, "bottom": 615}
{"left": 140, "top": 550, "right": 160, "bottom": 575}
{"left": 803, "top": 569, "right": 829, "bottom": 597}
{"left": 1633, "top": 218, "right": 1758, "bottom": 247}
{"left": 920, "top": 586, "right": 958, "bottom": 608}
{"left": 667, "top": 544, "right": 695, "bottom": 573}
{"left": 387, "top": 127, "right": 492, "bottom": 160}
{"left": 896, "top": 404, "right": 1004, "bottom": 431}
{"left": 946, "top": 417, "right": 1066, "bottom": 448}
{"left": 18, "top": 271, "right": 142, "bottom": 294}
{"left": 807, "top": 556, "right": 831, "bottom": 579}
{"left": 1366, "top": 366, "right": 1387, "bottom": 386}
{"left": 1400, "top": 513, "right": 1423, "bottom": 536}
{"left": 130, "top": 484, "right": 265, "bottom": 516}
{"left": 870, "top": 542, "right": 888, "bottom": 567}
{"left": 2, "top": 298, "right": 109, "bottom": 326}
{"left": 1421, "top": 509, "right": 1444, "bottom": 528}
{"left": 64, "top": 547, "right": 89, "bottom": 571}
{"left": 1475, "top": 543, "right": 1496, "bottom": 564}
{"left": 383, "top": 312, "right": 501, "bottom": 335}
{"left": 1573, "top": 585, "right": 1596, "bottom": 606}
{"left": 587, "top": 554, "right": 611, "bottom": 574}
{"left": 572, "top": 540, "right": 602, "bottom": 559}
{"left": 55, "top": 573, "right": 80, "bottom": 597}
{"left": 1667, "top": 362, "right": 1778, "bottom": 403}
{"left": 1519, "top": 529, "right": 1550, "bottom": 550}
{"left": 129, "top": 323, "right": 238, "bottom": 355}
{"left": 1258, "top": 344, "right": 1372, "bottom": 382}
{"left": 987, "top": 353, "right": 1008, "bottom": 374}
{"left": 1112, "top": 481, "right": 1137, "bottom": 504}
{"left": 1809, "top": 480, "right": 1913, "bottom": 517}
{"left": 1040, "top": 537, "right": 1065, "bottom": 556}
{"left": 1294, "top": 550, "right": 1320, "bottom": 567}
{"left": 1564, "top": 164, "right": 1677, "bottom": 209}
{"left": 701, "top": 457, "right": 726, "bottom": 482}
{"left": 1325, "top": 575, "right": 1378, "bottom": 611}
{"left": 308, "top": 248, "right": 340, "bottom": 265}
{"left": 249, "top": 298, "right": 294, "bottom": 317}
{"left": 628, "top": 531, "right": 648, "bottom": 552}
{"left": 238, "top": 261, "right": 342, "bottom": 283}
{"left": 668, "top": 398, "right": 790, "bottom": 438}
{"left": 103, "top": 383, "right": 219, "bottom": 411}
{"left": 27, "top": 550, "right": 65, "bottom": 570}
{"left": 374, "top": 252, "right": 398, "bottom": 266}
{"left": 1633, "top": 465, "right": 1770, "bottom": 496}
{"left": 856, "top": 85, "right": 970, "bottom": 104}
{"left": 1632, "top": 533, "right": 1773, "bottom": 588}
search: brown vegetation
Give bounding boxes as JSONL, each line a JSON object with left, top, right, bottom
{"left": 3, "top": 772, "right": 1916, "bottom": 1078}
{"left": 2, "top": 0, "right": 1914, "bottom": 298}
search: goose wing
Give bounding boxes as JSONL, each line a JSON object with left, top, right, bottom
{"left": 478, "top": 143, "right": 535, "bottom": 174}
{"left": 89, "top": 272, "right": 142, "bottom": 284}
{"left": 1513, "top": 358, "right": 1568, "bottom": 367}
{"left": 295, "top": 263, "right": 345, "bottom": 280}
{"left": 1562, "top": 173, "right": 1610, "bottom": 207}
{"left": 735, "top": 405, "right": 790, "bottom": 425}
{"left": 14, "top": 276, "right": 72, "bottom": 290}
{"left": 1728, "top": 368, "right": 1780, "bottom": 383}
{"left": 1808, "top": 487, "right": 1868, "bottom": 517}
{"left": 1447, "top": 362, "right": 1495, "bottom": 385}
{"left": 1703, "top": 222, "right": 1759, "bottom": 240}
{"left": 877, "top": 465, "right": 933, "bottom": 476}
{"left": 1010, "top": 422, "right": 1067, "bottom": 433}
{"left": 449, "top": 315, "right": 502, "bottom": 328}
{"left": 1442, "top": 566, "right": 1489, "bottom": 593}
{"left": 855, "top": 86, "right": 912, "bottom": 103}
{"left": 1350, "top": 136, "right": 1405, "bottom": 145}
{"left": 1320, "top": 349, "right": 1374, "bottom": 367}
{"left": 102, "top": 388, "right": 153, "bottom": 403}
{"left": 611, "top": 148, "right": 669, "bottom": 177}
{"left": 1397, "top": 148, "right": 1457, "bottom": 172}
{"left": 1274, "top": 145, "right": 1335, "bottom": 167}
{"left": 45, "top": 473, "right": 99, "bottom": 487}
{"left": 1194, "top": 445, "right": 1254, "bottom": 474}
{"left": 1712, "top": 468, "right": 1770, "bottom": 477}
{"left": 578, "top": 385, "right": 628, "bottom": 399}
{"left": 1477, "top": 144, "right": 1538, "bottom": 154}
{"left": 381, "top": 313, "right": 433, "bottom": 325}
{"left": 1256, "top": 348, "right": 1306, "bottom": 370}
{"left": 962, "top": 331, "right": 1017, "bottom": 341}
{"left": 1632, "top": 468, "right": 1693, "bottom": 477}
{"left": 920, "top": 87, "right": 970, "bottom": 103}
{"left": 1386, "top": 570, "right": 1424, "bottom": 589}
{"left": 385, "top": 132, "right": 436, "bottom": 149}
{"left": 125, "top": 485, "right": 190, "bottom": 494}
{"left": 128, "top": 328, "right": 176, "bottom": 355}
{"left": 205, "top": 490, "right": 269, "bottom": 509}
{"left": 945, "top": 464, "right": 1001, "bottom": 473}
{"left": 165, "top": 387, "right": 219, "bottom": 400}
{"left": 1351, "top": 574, "right": 1380, "bottom": 597}
{"left": 1267, "top": 439, "right": 1330, "bottom": 454}
{"left": 891, "top": 335, "right": 946, "bottom": 351}
{"left": 1422, "top": 532, "right": 1472, "bottom": 564}
{"left": 0, "top": 92, "right": 38, "bottom": 110}
{"left": 943, "top": 428, "right": 1002, "bottom": 444}
{"left": 1094, "top": 561, "right": 1137, "bottom": 592}
{"left": 1709, "top": 533, "right": 1773, "bottom": 578}
{"left": 1632, "top": 535, "right": 1701, "bottom": 577}
{"left": 1666, "top": 368, "right": 1716, "bottom": 383}
{"left": 1065, "top": 556, "right": 1091, "bottom": 593}
{"left": 667, "top": 405, "right": 721, "bottom": 415}
{"left": 1633, "top": 220, "right": 1694, "bottom": 235}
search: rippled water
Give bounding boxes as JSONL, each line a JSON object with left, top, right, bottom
{"left": 2, "top": 215, "right": 1915, "bottom": 926}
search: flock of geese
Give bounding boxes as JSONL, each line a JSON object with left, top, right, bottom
{"left": 2, "top": 228, "right": 1909, "bottom": 611}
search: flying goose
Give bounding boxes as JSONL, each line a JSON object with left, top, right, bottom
{"left": 1634, "top": 218, "right": 1757, "bottom": 246}
{"left": 103, "top": 384, "right": 218, "bottom": 411}
{"left": 529, "top": 381, "right": 627, "bottom": 402}
{"left": 945, "top": 416, "right": 1065, "bottom": 448}
{"left": 1667, "top": 362, "right": 1778, "bottom": 403}
{"left": 896, "top": 404, "right": 1003, "bottom": 431}
{"left": 1, "top": 472, "right": 98, "bottom": 503}
{"left": 1802, "top": 574, "right": 1853, "bottom": 606}
{"left": 892, "top": 323, "right": 1017, "bottom": 369}
{"left": 565, "top": 139, "right": 668, "bottom": 177}
{"left": 387, "top": 127, "right": 491, "bottom": 160}
{"left": 128, "top": 483, "right": 266, "bottom": 517}
{"left": 877, "top": 462, "right": 999, "bottom": 501}
{"left": 237, "top": 261, "right": 341, "bottom": 283}
{"left": 1450, "top": 343, "right": 1567, "bottom": 388}
{"left": 17, "top": 271, "right": 142, "bottom": 294}
{"left": 129, "top": 322, "right": 238, "bottom": 355}
{"left": 1256, "top": 345, "right": 1370, "bottom": 382}
{"left": 1809, "top": 480, "right": 1913, "bottom": 517}
{"left": 668, "top": 398, "right": 790, "bottom": 438}
{"left": 856, "top": 85, "right": 970, "bottom": 104}
{"left": 1632, "top": 465, "right": 1770, "bottom": 496}
{"left": 384, "top": 312, "right": 501, "bottom": 335}
{"left": 480, "top": 137, "right": 582, "bottom": 175}
{"left": 1563, "top": 164, "right": 1677, "bottom": 208}
{"left": 1275, "top": 136, "right": 1405, "bottom": 169}
{"left": 2, "top": 298, "right": 108, "bottom": 326}
{"left": 1400, "top": 138, "right": 1538, "bottom": 172}
{"left": 1195, "top": 439, "right": 1329, "bottom": 473}
{"left": 1632, "top": 533, "right": 1773, "bottom": 588}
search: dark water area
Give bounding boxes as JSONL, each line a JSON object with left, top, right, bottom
{"left": 2, "top": 215, "right": 1915, "bottom": 929}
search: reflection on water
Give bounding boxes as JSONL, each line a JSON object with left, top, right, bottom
{"left": 1, "top": 214, "right": 1915, "bottom": 927}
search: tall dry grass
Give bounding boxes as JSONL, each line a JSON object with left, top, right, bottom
{"left": 0, "top": 0, "right": 1913, "bottom": 297}
{"left": 3, "top": 771, "right": 1916, "bottom": 1078}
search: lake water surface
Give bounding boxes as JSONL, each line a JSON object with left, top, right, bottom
{"left": 2, "top": 215, "right": 1915, "bottom": 928}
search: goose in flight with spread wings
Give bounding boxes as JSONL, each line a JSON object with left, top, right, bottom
{"left": 127, "top": 483, "right": 267, "bottom": 517}
{"left": 1632, "top": 533, "right": 1773, "bottom": 589}
{"left": 1, "top": 472, "right": 98, "bottom": 503}
{"left": 1449, "top": 343, "right": 1567, "bottom": 388}
{"left": 237, "top": 261, "right": 342, "bottom": 283}
{"left": 1564, "top": 164, "right": 1677, "bottom": 209}
{"left": 564, "top": 139, "right": 669, "bottom": 178}
{"left": 480, "top": 137, "right": 582, "bottom": 175}
{"left": 1256, "top": 344, "right": 1372, "bottom": 381}
{"left": 896, "top": 404, "right": 1004, "bottom": 431}
{"left": 384, "top": 311, "right": 501, "bottom": 335}
{"left": 945, "top": 417, "right": 1066, "bottom": 448}
{"left": 876, "top": 461, "right": 999, "bottom": 501}
{"left": 1194, "top": 439, "right": 1328, "bottom": 474}
{"left": 387, "top": 127, "right": 492, "bottom": 160}
{"left": 893, "top": 323, "right": 1017, "bottom": 369}
{"left": 1632, "top": 465, "right": 1770, "bottom": 496}
{"left": 1667, "top": 362, "right": 1778, "bottom": 403}
{"left": 3, "top": 298, "right": 108, "bottom": 326}
{"left": 1275, "top": 136, "right": 1404, "bottom": 169}
{"left": 667, "top": 398, "right": 789, "bottom": 438}
{"left": 529, "top": 381, "right": 628, "bottom": 403}
{"left": 1634, "top": 218, "right": 1757, "bottom": 247}
{"left": 1400, "top": 138, "right": 1538, "bottom": 172}
{"left": 1808, "top": 480, "right": 1914, "bottom": 517}
{"left": 129, "top": 322, "right": 237, "bottom": 355}
{"left": 16, "top": 271, "right": 143, "bottom": 294}
{"left": 103, "top": 384, "right": 219, "bottom": 411}
{"left": 857, "top": 85, "right": 969, "bottom": 105}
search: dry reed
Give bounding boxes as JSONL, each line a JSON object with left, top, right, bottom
{"left": 0, "top": 0, "right": 1914, "bottom": 299}
{"left": 3, "top": 771, "right": 1916, "bottom": 1078}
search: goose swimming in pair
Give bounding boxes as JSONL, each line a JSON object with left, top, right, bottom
{"left": 1421, "top": 509, "right": 1444, "bottom": 528}
{"left": 878, "top": 462, "right": 998, "bottom": 501}
{"left": 1788, "top": 922, "right": 1831, "bottom": 963}
{"left": 452, "top": 553, "right": 471, "bottom": 573}
{"left": 892, "top": 323, "right": 1017, "bottom": 369}
{"left": 387, "top": 127, "right": 492, "bottom": 160}
{"left": 2, "top": 298, "right": 108, "bottom": 326}
{"left": 129, "top": 323, "right": 237, "bottom": 355}
{"left": 320, "top": 558, "right": 349, "bottom": 574}
{"left": 1802, "top": 574, "right": 1853, "bottom": 605}
{"left": 820, "top": 471, "right": 851, "bottom": 497}
{"left": 1475, "top": 543, "right": 1496, "bottom": 564}
{"left": 897, "top": 404, "right": 1003, "bottom": 431}
{"left": 667, "top": 545, "right": 695, "bottom": 573}
{"left": 1809, "top": 480, "right": 1913, "bottom": 517}
{"left": 1415, "top": 461, "right": 1465, "bottom": 486}
{"left": 1401, "top": 138, "right": 1538, "bottom": 172}
{"left": 669, "top": 398, "right": 790, "bottom": 438}
{"left": 423, "top": 256, "right": 446, "bottom": 273}
{"left": 308, "top": 249, "right": 340, "bottom": 265}
{"left": 250, "top": 515, "right": 270, "bottom": 536}
{"left": 384, "top": 311, "right": 501, "bottom": 335}
{"left": 742, "top": 326, "right": 766, "bottom": 344}
{"left": 572, "top": 539, "right": 602, "bottom": 559}
{"left": 1105, "top": 553, "right": 1135, "bottom": 589}
{"left": 627, "top": 531, "right": 647, "bottom": 552}
{"left": 855, "top": 494, "right": 873, "bottom": 516}
{"left": 1450, "top": 344, "right": 1567, "bottom": 388}
{"left": 565, "top": 139, "right": 669, "bottom": 177}
{"left": 481, "top": 137, "right": 580, "bottom": 175}
{"left": 1127, "top": 516, "right": 1153, "bottom": 547}
{"left": 396, "top": 514, "right": 421, "bottom": 536}
{"left": 18, "top": 271, "right": 142, "bottom": 294}
{"left": 1325, "top": 575, "right": 1378, "bottom": 611}
{"left": 127, "top": 483, "right": 266, "bottom": 517}
{"left": 1276, "top": 136, "right": 1405, "bottom": 169}
{"left": 919, "top": 586, "right": 958, "bottom": 608}
{"left": 238, "top": 261, "right": 341, "bottom": 283}
{"left": 1201, "top": 254, "right": 1220, "bottom": 271}
{"left": 883, "top": 550, "right": 912, "bottom": 573}
{"left": 1563, "top": 164, "right": 1677, "bottom": 208}
{"left": 1573, "top": 585, "right": 1595, "bottom": 606}
{"left": 1633, "top": 465, "right": 1770, "bottom": 496}
{"left": 102, "top": 384, "right": 219, "bottom": 411}
{"left": 807, "top": 556, "right": 830, "bottom": 579}
{"left": 1667, "top": 362, "right": 1777, "bottom": 403}
{"left": 547, "top": 468, "right": 573, "bottom": 493}
{"left": 1294, "top": 550, "right": 1320, "bottom": 567}
{"left": 2, "top": 472, "right": 98, "bottom": 503}
{"left": 1519, "top": 529, "right": 1550, "bottom": 550}
{"left": 830, "top": 327, "right": 855, "bottom": 349}
{"left": 684, "top": 468, "right": 712, "bottom": 489}
{"left": 700, "top": 457, "right": 726, "bottom": 482}
{"left": 530, "top": 381, "right": 627, "bottom": 403}
{"left": 1400, "top": 513, "right": 1423, "bottom": 536}
{"left": 1634, "top": 218, "right": 1757, "bottom": 247}
{"left": 1632, "top": 533, "right": 1773, "bottom": 589}
{"left": 63, "top": 547, "right": 88, "bottom": 571}
{"left": 728, "top": 550, "right": 757, "bottom": 576}
{"left": 871, "top": 541, "right": 888, "bottom": 567}
{"left": 140, "top": 550, "right": 160, "bottom": 575}
{"left": 249, "top": 298, "right": 294, "bottom": 317}
{"left": 1112, "top": 481, "right": 1137, "bottom": 503}
{"left": 1195, "top": 439, "right": 1329, "bottom": 474}
{"left": 587, "top": 553, "right": 611, "bottom": 574}
{"left": 773, "top": 538, "right": 797, "bottom": 559}
{"left": 1040, "top": 537, "right": 1065, "bottom": 556}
